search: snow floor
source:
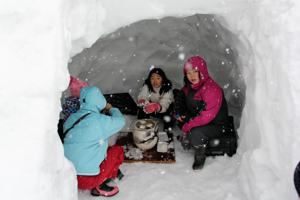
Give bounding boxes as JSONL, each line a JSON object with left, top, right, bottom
{"left": 78, "top": 126, "right": 243, "bottom": 200}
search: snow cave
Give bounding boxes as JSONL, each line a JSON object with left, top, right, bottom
{"left": 1, "top": 1, "right": 299, "bottom": 200}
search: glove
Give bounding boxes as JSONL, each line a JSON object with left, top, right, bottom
{"left": 143, "top": 103, "right": 161, "bottom": 114}
{"left": 137, "top": 99, "right": 146, "bottom": 106}
{"left": 175, "top": 113, "right": 186, "bottom": 123}
{"left": 177, "top": 135, "right": 191, "bottom": 150}
{"left": 181, "top": 123, "right": 191, "bottom": 134}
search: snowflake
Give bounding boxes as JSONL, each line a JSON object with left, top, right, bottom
{"left": 149, "top": 65, "right": 155, "bottom": 70}
{"left": 128, "top": 37, "right": 134, "bottom": 42}
{"left": 178, "top": 53, "right": 185, "bottom": 60}
{"left": 223, "top": 83, "right": 230, "bottom": 89}
{"left": 225, "top": 48, "right": 230, "bottom": 54}
{"left": 99, "top": 139, "right": 104, "bottom": 145}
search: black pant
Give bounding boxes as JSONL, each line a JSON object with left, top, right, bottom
{"left": 137, "top": 104, "right": 175, "bottom": 130}
{"left": 188, "top": 124, "right": 228, "bottom": 147}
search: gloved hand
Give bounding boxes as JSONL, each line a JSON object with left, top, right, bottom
{"left": 181, "top": 123, "right": 191, "bottom": 134}
{"left": 175, "top": 113, "right": 186, "bottom": 123}
{"left": 177, "top": 135, "right": 191, "bottom": 150}
{"left": 137, "top": 99, "right": 146, "bottom": 107}
{"left": 143, "top": 103, "right": 161, "bottom": 114}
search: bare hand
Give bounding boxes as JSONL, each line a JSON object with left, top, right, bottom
{"left": 177, "top": 115, "right": 186, "bottom": 122}
{"left": 104, "top": 103, "right": 112, "bottom": 111}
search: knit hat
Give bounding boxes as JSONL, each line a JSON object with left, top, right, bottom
{"left": 69, "top": 76, "right": 88, "bottom": 97}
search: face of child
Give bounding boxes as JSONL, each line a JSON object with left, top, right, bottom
{"left": 186, "top": 69, "right": 200, "bottom": 85}
{"left": 150, "top": 73, "right": 163, "bottom": 88}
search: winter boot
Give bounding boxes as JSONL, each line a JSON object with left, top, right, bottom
{"left": 192, "top": 144, "right": 207, "bottom": 170}
{"left": 91, "top": 179, "right": 119, "bottom": 197}
{"left": 117, "top": 169, "right": 124, "bottom": 180}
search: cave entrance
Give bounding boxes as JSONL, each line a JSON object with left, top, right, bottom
{"left": 67, "top": 14, "right": 246, "bottom": 128}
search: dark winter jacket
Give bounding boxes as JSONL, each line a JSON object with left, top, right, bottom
{"left": 174, "top": 56, "right": 228, "bottom": 134}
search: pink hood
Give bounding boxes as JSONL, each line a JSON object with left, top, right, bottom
{"left": 183, "top": 56, "right": 209, "bottom": 86}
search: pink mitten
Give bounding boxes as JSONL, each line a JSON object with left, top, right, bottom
{"left": 137, "top": 99, "right": 146, "bottom": 106}
{"left": 181, "top": 123, "right": 191, "bottom": 134}
{"left": 144, "top": 103, "right": 161, "bottom": 114}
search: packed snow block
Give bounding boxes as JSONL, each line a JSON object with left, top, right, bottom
{"left": 104, "top": 93, "right": 138, "bottom": 115}
{"left": 206, "top": 116, "right": 238, "bottom": 157}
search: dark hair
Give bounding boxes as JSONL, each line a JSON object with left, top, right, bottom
{"left": 144, "top": 68, "right": 172, "bottom": 95}
{"left": 183, "top": 75, "right": 190, "bottom": 86}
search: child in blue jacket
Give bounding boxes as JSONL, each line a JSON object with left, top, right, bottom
{"left": 63, "top": 86, "right": 125, "bottom": 197}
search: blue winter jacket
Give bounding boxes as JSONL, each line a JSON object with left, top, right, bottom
{"left": 63, "top": 86, "right": 125, "bottom": 175}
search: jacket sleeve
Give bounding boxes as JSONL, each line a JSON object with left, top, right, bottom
{"left": 182, "top": 85, "right": 222, "bottom": 133}
{"left": 158, "top": 91, "right": 174, "bottom": 113}
{"left": 174, "top": 89, "right": 187, "bottom": 116}
{"left": 137, "top": 85, "right": 150, "bottom": 103}
{"left": 100, "top": 108, "right": 126, "bottom": 139}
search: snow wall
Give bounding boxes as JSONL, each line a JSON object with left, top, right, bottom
{"left": 1, "top": 0, "right": 300, "bottom": 200}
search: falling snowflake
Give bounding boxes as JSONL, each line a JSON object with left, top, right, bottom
{"left": 149, "top": 65, "right": 155, "bottom": 70}
{"left": 225, "top": 48, "right": 230, "bottom": 54}
{"left": 163, "top": 115, "right": 171, "bottom": 123}
{"left": 99, "top": 139, "right": 104, "bottom": 145}
{"left": 128, "top": 37, "right": 134, "bottom": 42}
{"left": 223, "top": 83, "right": 230, "bottom": 89}
{"left": 178, "top": 53, "right": 185, "bottom": 60}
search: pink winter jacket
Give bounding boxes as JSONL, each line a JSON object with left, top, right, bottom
{"left": 181, "top": 56, "right": 223, "bottom": 134}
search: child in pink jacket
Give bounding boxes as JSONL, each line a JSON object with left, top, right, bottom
{"left": 174, "top": 56, "right": 230, "bottom": 170}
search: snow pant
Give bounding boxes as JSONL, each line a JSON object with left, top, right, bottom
{"left": 137, "top": 104, "right": 175, "bottom": 130}
{"left": 188, "top": 124, "right": 225, "bottom": 147}
{"left": 77, "top": 145, "right": 124, "bottom": 190}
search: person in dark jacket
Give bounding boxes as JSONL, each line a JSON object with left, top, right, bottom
{"left": 137, "top": 67, "right": 174, "bottom": 131}
{"left": 174, "top": 56, "right": 230, "bottom": 170}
